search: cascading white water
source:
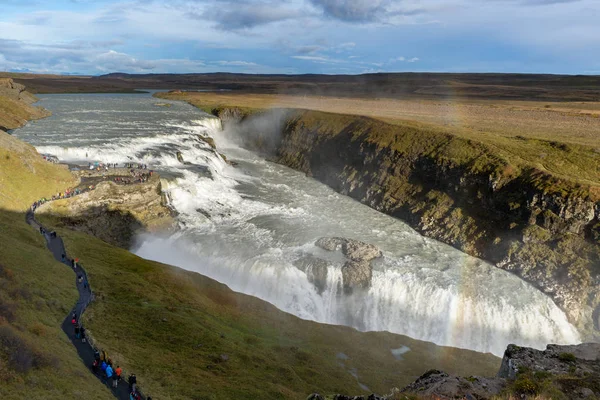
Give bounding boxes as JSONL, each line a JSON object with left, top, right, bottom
{"left": 13, "top": 92, "right": 582, "bottom": 357}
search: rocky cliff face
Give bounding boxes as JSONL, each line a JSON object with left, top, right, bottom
{"left": 213, "top": 108, "right": 600, "bottom": 336}
{"left": 0, "top": 78, "right": 51, "bottom": 131}
{"left": 38, "top": 172, "right": 174, "bottom": 249}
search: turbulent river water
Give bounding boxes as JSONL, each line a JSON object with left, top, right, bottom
{"left": 14, "top": 92, "right": 581, "bottom": 356}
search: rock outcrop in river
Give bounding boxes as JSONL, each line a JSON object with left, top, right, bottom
{"left": 315, "top": 237, "right": 382, "bottom": 293}
{"left": 294, "top": 237, "right": 382, "bottom": 294}
{"left": 210, "top": 107, "right": 600, "bottom": 338}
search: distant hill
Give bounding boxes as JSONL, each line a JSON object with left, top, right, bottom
{"left": 4, "top": 71, "right": 600, "bottom": 101}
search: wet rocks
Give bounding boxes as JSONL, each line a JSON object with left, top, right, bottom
{"left": 343, "top": 239, "right": 382, "bottom": 262}
{"left": 315, "top": 237, "right": 344, "bottom": 252}
{"left": 176, "top": 151, "right": 184, "bottom": 163}
{"left": 293, "top": 255, "right": 329, "bottom": 294}
{"left": 315, "top": 237, "right": 382, "bottom": 262}
{"left": 315, "top": 237, "right": 382, "bottom": 293}
{"left": 341, "top": 261, "right": 372, "bottom": 293}
{"left": 198, "top": 135, "right": 217, "bottom": 150}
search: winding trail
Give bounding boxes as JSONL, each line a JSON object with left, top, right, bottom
{"left": 26, "top": 206, "right": 146, "bottom": 400}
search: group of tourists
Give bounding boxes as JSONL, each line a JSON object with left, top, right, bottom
{"left": 91, "top": 348, "right": 149, "bottom": 399}
{"left": 88, "top": 162, "right": 115, "bottom": 171}
{"left": 124, "top": 162, "right": 148, "bottom": 170}
{"left": 41, "top": 154, "right": 59, "bottom": 163}
{"left": 30, "top": 186, "right": 94, "bottom": 212}
{"left": 52, "top": 187, "right": 84, "bottom": 201}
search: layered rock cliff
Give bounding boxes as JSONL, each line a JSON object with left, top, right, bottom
{"left": 37, "top": 170, "right": 174, "bottom": 249}
{"left": 211, "top": 107, "right": 600, "bottom": 336}
{"left": 0, "top": 78, "right": 51, "bottom": 131}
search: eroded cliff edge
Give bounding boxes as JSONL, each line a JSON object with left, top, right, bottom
{"left": 37, "top": 168, "right": 174, "bottom": 249}
{"left": 209, "top": 107, "right": 600, "bottom": 336}
{"left": 0, "top": 78, "right": 51, "bottom": 131}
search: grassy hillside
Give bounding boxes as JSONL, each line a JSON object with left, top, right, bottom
{"left": 0, "top": 131, "right": 78, "bottom": 211}
{"left": 0, "top": 211, "right": 114, "bottom": 400}
{"left": 0, "top": 133, "right": 111, "bottom": 399}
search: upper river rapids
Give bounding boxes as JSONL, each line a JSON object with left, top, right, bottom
{"left": 13, "top": 92, "right": 581, "bottom": 356}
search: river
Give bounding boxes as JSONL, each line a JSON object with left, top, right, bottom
{"left": 13, "top": 92, "right": 581, "bottom": 356}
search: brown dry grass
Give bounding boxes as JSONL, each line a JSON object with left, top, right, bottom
{"left": 158, "top": 92, "right": 600, "bottom": 190}
{"left": 161, "top": 92, "right": 600, "bottom": 149}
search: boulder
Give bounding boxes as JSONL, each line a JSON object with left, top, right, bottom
{"left": 498, "top": 343, "right": 600, "bottom": 379}
{"left": 314, "top": 237, "right": 382, "bottom": 292}
{"left": 315, "top": 237, "right": 345, "bottom": 251}
{"left": 342, "top": 261, "right": 372, "bottom": 294}
{"left": 198, "top": 135, "right": 217, "bottom": 150}
{"left": 400, "top": 369, "right": 505, "bottom": 400}
{"left": 316, "top": 237, "right": 382, "bottom": 262}
{"left": 342, "top": 240, "right": 382, "bottom": 262}
{"left": 293, "top": 255, "right": 329, "bottom": 294}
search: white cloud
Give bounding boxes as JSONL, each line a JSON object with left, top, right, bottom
{"left": 216, "top": 60, "right": 259, "bottom": 67}
{"left": 94, "top": 50, "right": 156, "bottom": 72}
{"left": 291, "top": 55, "right": 344, "bottom": 64}
{"left": 396, "top": 56, "right": 419, "bottom": 63}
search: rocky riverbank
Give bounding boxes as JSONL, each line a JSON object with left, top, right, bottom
{"left": 36, "top": 167, "right": 174, "bottom": 249}
{"left": 207, "top": 106, "right": 600, "bottom": 337}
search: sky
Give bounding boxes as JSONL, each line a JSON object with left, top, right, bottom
{"left": 0, "top": 0, "right": 599, "bottom": 75}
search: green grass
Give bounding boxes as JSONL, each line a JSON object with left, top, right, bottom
{"left": 0, "top": 132, "right": 110, "bottom": 398}
{"left": 0, "top": 211, "right": 113, "bottom": 400}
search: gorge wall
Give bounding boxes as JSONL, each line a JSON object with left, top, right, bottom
{"left": 0, "top": 78, "right": 51, "bottom": 131}
{"left": 211, "top": 107, "right": 600, "bottom": 336}
{"left": 37, "top": 171, "right": 174, "bottom": 249}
